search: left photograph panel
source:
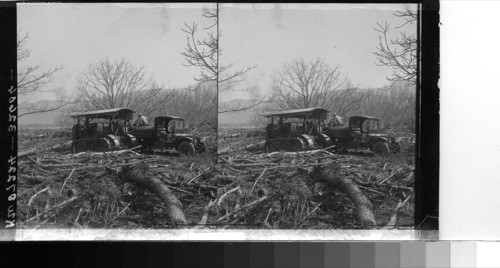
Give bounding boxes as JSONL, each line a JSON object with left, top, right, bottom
{"left": 17, "top": 3, "right": 218, "bottom": 230}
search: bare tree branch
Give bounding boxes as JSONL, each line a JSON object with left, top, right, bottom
{"left": 75, "top": 58, "right": 167, "bottom": 116}
{"left": 373, "top": 7, "right": 417, "bottom": 86}
{"left": 218, "top": 96, "right": 269, "bottom": 114}
{"left": 268, "top": 58, "right": 363, "bottom": 115}
{"left": 19, "top": 99, "right": 76, "bottom": 118}
{"left": 17, "top": 29, "right": 71, "bottom": 117}
{"left": 181, "top": 8, "right": 260, "bottom": 113}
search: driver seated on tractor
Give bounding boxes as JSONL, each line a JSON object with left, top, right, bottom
{"left": 133, "top": 113, "right": 149, "bottom": 127}
{"left": 112, "top": 120, "right": 126, "bottom": 135}
{"left": 266, "top": 122, "right": 276, "bottom": 139}
{"left": 277, "top": 118, "right": 291, "bottom": 137}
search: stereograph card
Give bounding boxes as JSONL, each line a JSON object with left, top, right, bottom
{"left": 0, "top": 1, "right": 439, "bottom": 241}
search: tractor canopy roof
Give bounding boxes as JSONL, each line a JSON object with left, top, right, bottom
{"left": 68, "top": 108, "right": 135, "bottom": 119}
{"left": 260, "top": 107, "right": 329, "bottom": 119}
{"left": 349, "top": 115, "right": 380, "bottom": 121}
{"left": 155, "top": 115, "right": 185, "bottom": 121}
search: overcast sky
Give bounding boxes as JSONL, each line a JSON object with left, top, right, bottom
{"left": 219, "top": 3, "right": 417, "bottom": 101}
{"left": 18, "top": 3, "right": 215, "bottom": 101}
{"left": 18, "top": 3, "right": 416, "bottom": 103}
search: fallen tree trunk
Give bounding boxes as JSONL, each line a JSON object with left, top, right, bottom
{"left": 118, "top": 162, "right": 187, "bottom": 227}
{"left": 19, "top": 149, "right": 37, "bottom": 158}
{"left": 52, "top": 141, "right": 72, "bottom": 150}
{"left": 311, "top": 165, "right": 377, "bottom": 227}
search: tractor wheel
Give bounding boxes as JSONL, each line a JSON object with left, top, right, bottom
{"left": 317, "top": 134, "right": 333, "bottom": 149}
{"left": 178, "top": 141, "right": 196, "bottom": 156}
{"left": 372, "top": 141, "right": 390, "bottom": 155}
{"left": 72, "top": 140, "right": 86, "bottom": 154}
{"left": 264, "top": 141, "right": 276, "bottom": 153}
{"left": 93, "top": 138, "right": 112, "bottom": 152}
{"left": 391, "top": 141, "right": 402, "bottom": 153}
{"left": 196, "top": 141, "right": 207, "bottom": 154}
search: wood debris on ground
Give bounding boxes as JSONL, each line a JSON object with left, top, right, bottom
{"left": 17, "top": 128, "right": 415, "bottom": 229}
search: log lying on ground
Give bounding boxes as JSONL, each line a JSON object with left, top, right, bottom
{"left": 383, "top": 195, "right": 412, "bottom": 229}
{"left": 245, "top": 141, "right": 266, "bottom": 152}
{"left": 52, "top": 141, "right": 72, "bottom": 150}
{"left": 118, "top": 161, "right": 187, "bottom": 227}
{"left": 71, "top": 146, "right": 142, "bottom": 157}
{"left": 19, "top": 148, "right": 37, "bottom": 157}
{"left": 311, "top": 165, "right": 377, "bottom": 227}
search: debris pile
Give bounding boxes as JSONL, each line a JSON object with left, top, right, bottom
{"left": 17, "top": 128, "right": 415, "bottom": 230}
{"left": 214, "top": 147, "right": 414, "bottom": 229}
{"left": 17, "top": 129, "right": 217, "bottom": 229}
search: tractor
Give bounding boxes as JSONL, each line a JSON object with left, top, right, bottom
{"left": 322, "top": 115, "right": 401, "bottom": 155}
{"left": 129, "top": 116, "right": 206, "bottom": 155}
{"left": 260, "top": 107, "right": 333, "bottom": 153}
{"left": 68, "top": 108, "right": 139, "bottom": 153}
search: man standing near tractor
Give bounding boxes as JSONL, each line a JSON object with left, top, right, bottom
{"left": 328, "top": 113, "right": 344, "bottom": 127}
{"left": 133, "top": 113, "right": 149, "bottom": 127}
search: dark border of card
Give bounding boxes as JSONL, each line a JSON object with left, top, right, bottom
{"left": 0, "top": 2, "right": 18, "bottom": 240}
{"left": 0, "top": 0, "right": 439, "bottom": 241}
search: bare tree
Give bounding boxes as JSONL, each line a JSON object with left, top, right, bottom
{"left": 17, "top": 30, "right": 72, "bottom": 117}
{"left": 181, "top": 9, "right": 218, "bottom": 89}
{"left": 373, "top": 7, "right": 417, "bottom": 86}
{"left": 269, "top": 58, "right": 363, "bottom": 115}
{"left": 75, "top": 58, "right": 167, "bottom": 116}
{"left": 181, "top": 8, "right": 262, "bottom": 113}
{"left": 153, "top": 85, "right": 217, "bottom": 133}
{"left": 56, "top": 104, "right": 85, "bottom": 128}
{"left": 360, "top": 82, "right": 416, "bottom": 133}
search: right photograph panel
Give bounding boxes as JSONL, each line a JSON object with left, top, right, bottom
{"left": 217, "top": 3, "right": 418, "bottom": 230}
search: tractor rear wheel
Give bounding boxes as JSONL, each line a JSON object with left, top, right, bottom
{"left": 372, "top": 141, "right": 390, "bottom": 155}
{"left": 178, "top": 141, "right": 196, "bottom": 156}
{"left": 71, "top": 140, "right": 87, "bottom": 154}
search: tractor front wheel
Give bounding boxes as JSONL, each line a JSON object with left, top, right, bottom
{"left": 178, "top": 141, "right": 196, "bottom": 156}
{"left": 372, "top": 141, "right": 390, "bottom": 155}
